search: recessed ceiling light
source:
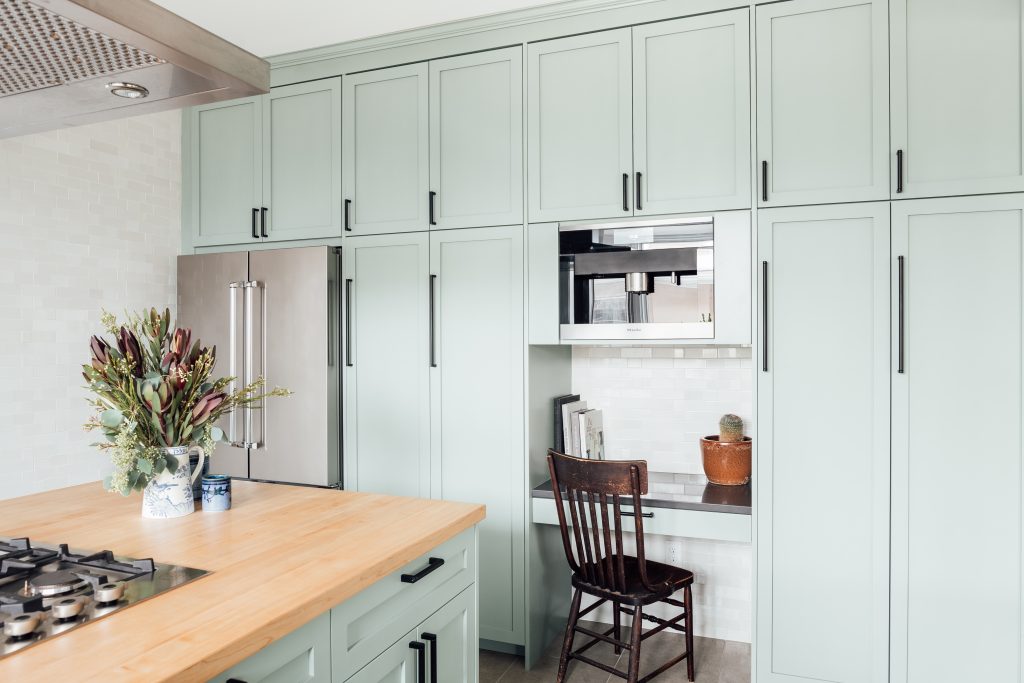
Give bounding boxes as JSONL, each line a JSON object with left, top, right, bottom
{"left": 106, "top": 82, "right": 149, "bottom": 99}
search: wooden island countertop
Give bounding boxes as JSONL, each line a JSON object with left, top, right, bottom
{"left": 0, "top": 480, "right": 485, "bottom": 682}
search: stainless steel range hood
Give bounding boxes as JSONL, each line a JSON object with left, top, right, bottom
{"left": 0, "top": 0, "right": 269, "bottom": 138}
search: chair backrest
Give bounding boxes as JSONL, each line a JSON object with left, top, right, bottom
{"left": 547, "top": 449, "right": 658, "bottom": 593}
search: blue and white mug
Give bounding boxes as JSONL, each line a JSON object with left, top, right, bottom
{"left": 201, "top": 474, "right": 231, "bottom": 512}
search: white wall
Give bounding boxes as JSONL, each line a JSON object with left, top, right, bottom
{"left": 0, "top": 111, "right": 181, "bottom": 500}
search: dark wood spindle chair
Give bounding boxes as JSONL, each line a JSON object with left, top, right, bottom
{"left": 547, "top": 449, "right": 695, "bottom": 683}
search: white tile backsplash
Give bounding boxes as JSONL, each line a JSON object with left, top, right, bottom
{"left": 0, "top": 112, "right": 181, "bottom": 500}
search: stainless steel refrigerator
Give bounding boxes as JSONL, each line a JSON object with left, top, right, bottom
{"left": 176, "top": 246, "right": 341, "bottom": 487}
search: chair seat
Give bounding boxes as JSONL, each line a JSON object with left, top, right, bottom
{"left": 572, "top": 555, "right": 694, "bottom": 606}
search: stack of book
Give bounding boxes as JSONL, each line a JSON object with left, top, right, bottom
{"left": 553, "top": 394, "right": 605, "bottom": 460}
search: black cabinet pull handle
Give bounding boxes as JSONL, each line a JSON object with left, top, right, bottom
{"left": 429, "top": 275, "right": 437, "bottom": 368}
{"left": 429, "top": 191, "right": 437, "bottom": 226}
{"left": 621, "top": 509, "right": 653, "bottom": 518}
{"left": 260, "top": 207, "right": 268, "bottom": 238}
{"left": 345, "top": 278, "right": 353, "bottom": 368}
{"left": 896, "top": 149, "right": 904, "bottom": 194}
{"left": 251, "top": 208, "right": 259, "bottom": 239}
{"left": 344, "top": 199, "right": 352, "bottom": 231}
{"left": 226, "top": 679, "right": 247, "bottom": 683}
{"left": 622, "top": 173, "right": 629, "bottom": 212}
{"left": 401, "top": 557, "right": 444, "bottom": 583}
{"left": 762, "top": 261, "right": 769, "bottom": 372}
{"left": 410, "top": 641, "right": 426, "bottom": 683}
{"left": 761, "top": 161, "right": 768, "bottom": 202}
{"left": 898, "top": 255, "right": 905, "bottom": 373}
{"left": 422, "top": 633, "right": 438, "bottom": 682}
{"left": 635, "top": 172, "right": 643, "bottom": 211}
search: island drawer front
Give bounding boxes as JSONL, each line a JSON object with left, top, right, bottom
{"left": 331, "top": 527, "right": 477, "bottom": 682}
{"left": 208, "top": 611, "right": 331, "bottom": 683}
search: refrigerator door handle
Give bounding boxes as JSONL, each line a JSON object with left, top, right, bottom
{"left": 228, "top": 281, "right": 246, "bottom": 447}
{"left": 242, "top": 280, "right": 266, "bottom": 449}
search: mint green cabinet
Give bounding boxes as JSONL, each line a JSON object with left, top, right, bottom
{"left": 343, "top": 233, "right": 431, "bottom": 497}
{"left": 527, "top": 29, "right": 633, "bottom": 222}
{"left": 345, "top": 632, "right": 418, "bottom": 683}
{"left": 756, "top": 0, "right": 889, "bottom": 207}
{"left": 343, "top": 65, "right": 429, "bottom": 235}
{"left": 209, "top": 612, "right": 331, "bottom": 683}
{"left": 430, "top": 226, "right": 524, "bottom": 646}
{"left": 417, "top": 587, "right": 478, "bottom": 683}
{"left": 429, "top": 48, "right": 523, "bottom": 230}
{"left": 890, "top": 0, "right": 1024, "bottom": 198}
{"left": 890, "top": 195, "right": 1024, "bottom": 683}
{"left": 632, "top": 10, "right": 751, "bottom": 215}
{"left": 757, "top": 203, "right": 890, "bottom": 683}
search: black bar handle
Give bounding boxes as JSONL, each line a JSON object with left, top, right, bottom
{"left": 251, "top": 208, "right": 259, "bottom": 239}
{"left": 898, "top": 255, "right": 905, "bottom": 374}
{"left": 429, "top": 274, "right": 437, "bottom": 368}
{"left": 896, "top": 149, "right": 904, "bottom": 194}
{"left": 345, "top": 279, "right": 353, "bottom": 368}
{"left": 260, "top": 207, "right": 268, "bottom": 238}
{"left": 622, "top": 173, "right": 629, "bottom": 212}
{"left": 410, "top": 641, "right": 426, "bottom": 683}
{"left": 761, "top": 161, "right": 768, "bottom": 202}
{"left": 762, "top": 261, "right": 769, "bottom": 372}
{"left": 621, "top": 509, "right": 654, "bottom": 518}
{"left": 401, "top": 557, "right": 444, "bottom": 584}
{"left": 344, "top": 199, "right": 352, "bottom": 231}
{"left": 422, "top": 633, "right": 438, "bottom": 682}
{"left": 429, "top": 191, "right": 437, "bottom": 226}
{"left": 635, "top": 172, "right": 643, "bottom": 211}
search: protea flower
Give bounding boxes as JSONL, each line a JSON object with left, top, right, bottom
{"left": 191, "top": 391, "right": 226, "bottom": 426}
{"left": 170, "top": 328, "right": 191, "bottom": 359}
{"left": 117, "top": 327, "right": 143, "bottom": 377}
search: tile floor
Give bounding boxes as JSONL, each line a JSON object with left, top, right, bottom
{"left": 481, "top": 623, "right": 750, "bottom": 682}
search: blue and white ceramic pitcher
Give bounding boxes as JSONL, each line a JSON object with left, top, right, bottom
{"left": 141, "top": 445, "right": 205, "bottom": 519}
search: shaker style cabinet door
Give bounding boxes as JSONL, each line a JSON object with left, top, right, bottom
{"left": 632, "top": 10, "right": 751, "bottom": 215}
{"left": 344, "top": 630, "right": 419, "bottom": 683}
{"left": 757, "top": 203, "right": 890, "bottom": 683}
{"left": 343, "top": 64, "right": 429, "bottom": 235}
{"left": 890, "top": 195, "right": 1024, "bottom": 683}
{"left": 188, "top": 96, "right": 262, "bottom": 247}
{"left": 890, "top": 0, "right": 1024, "bottom": 198}
{"left": 755, "top": 0, "right": 889, "bottom": 207}
{"left": 430, "top": 226, "right": 524, "bottom": 645}
{"left": 262, "top": 78, "right": 343, "bottom": 241}
{"left": 527, "top": 29, "right": 633, "bottom": 222}
{"left": 343, "top": 234, "right": 431, "bottom": 498}
{"left": 429, "top": 47, "right": 523, "bottom": 230}
{"left": 417, "top": 588, "right": 478, "bottom": 683}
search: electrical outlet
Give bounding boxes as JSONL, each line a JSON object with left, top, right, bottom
{"left": 666, "top": 543, "right": 682, "bottom": 566}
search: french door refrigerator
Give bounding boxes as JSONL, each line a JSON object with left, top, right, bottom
{"left": 176, "top": 246, "right": 341, "bottom": 487}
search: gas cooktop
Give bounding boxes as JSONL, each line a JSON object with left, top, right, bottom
{"left": 0, "top": 536, "right": 209, "bottom": 658}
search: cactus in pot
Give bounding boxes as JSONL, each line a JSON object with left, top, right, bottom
{"left": 700, "top": 412, "right": 752, "bottom": 486}
{"left": 719, "top": 414, "right": 744, "bottom": 443}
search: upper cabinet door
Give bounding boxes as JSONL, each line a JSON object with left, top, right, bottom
{"left": 189, "top": 96, "right": 262, "bottom": 247}
{"left": 633, "top": 10, "right": 751, "bottom": 215}
{"left": 343, "top": 64, "right": 429, "bottom": 235}
{"left": 891, "top": 0, "right": 1024, "bottom": 199}
{"left": 527, "top": 29, "right": 633, "bottom": 222}
{"left": 262, "top": 78, "right": 343, "bottom": 242}
{"left": 429, "top": 47, "right": 523, "bottom": 230}
{"left": 756, "top": 0, "right": 889, "bottom": 207}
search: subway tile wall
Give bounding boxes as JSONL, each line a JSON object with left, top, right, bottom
{"left": 0, "top": 112, "right": 181, "bottom": 500}
{"left": 571, "top": 344, "right": 754, "bottom": 643}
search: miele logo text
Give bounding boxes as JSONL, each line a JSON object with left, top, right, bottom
{"left": 626, "top": 327, "right": 642, "bottom": 332}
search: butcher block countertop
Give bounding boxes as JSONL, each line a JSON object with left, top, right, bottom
{"left": 0, "top": 480, "right": 485, "bottom": 682}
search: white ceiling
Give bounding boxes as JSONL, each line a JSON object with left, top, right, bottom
{"left": 153, "top": 0, "right": 566, "bottom": 57}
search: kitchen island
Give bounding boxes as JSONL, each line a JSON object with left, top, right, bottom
{"left": 0, "top": 480, "right": 485, "bottom": 682}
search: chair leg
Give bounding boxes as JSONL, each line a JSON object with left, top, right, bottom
{"left": 557, "top": 588, "right": 583, "bottom": 683}
{"left": 684, "top": 585, "right": 695, "bottom": 682}
{"left": 613, "top": 601, "right": 622, "bottom": 654}
{"left": 625, "top": 605, "right": 643, "bottom": 683}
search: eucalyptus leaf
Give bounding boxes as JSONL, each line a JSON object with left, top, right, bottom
{"left": 99, "top": 409, "right": 123, "bottom": 429}
{"left": 211, "top": 426, "right": 225, "bottom": 442}
{"left": 164, "top": 453, "right": 178, "bottom": 473}
{"left": 153, "top": 457, "right": 166, "bottom": 474}
{"left": 136, "top": 458, "right": 153, "bottom": 475}
{"left": 102, "top": 475, "right": 113, "bottom": 490}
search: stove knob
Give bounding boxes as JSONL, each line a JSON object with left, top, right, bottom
{"left": 3, "top": 612, "right": 41, "bottom": 638}
{"left": 52, "top": 596, "right": 84, "bottom": 619}
{"left": 95, "top": 581, "right": 125, "bottom": 604}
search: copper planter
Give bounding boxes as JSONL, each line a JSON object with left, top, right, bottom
{"left": 700, "top": 436, "right": 752, "bottom": 486}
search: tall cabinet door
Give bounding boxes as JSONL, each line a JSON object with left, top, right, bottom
{"left": 891, "top": 195, "right": 1024, "bottom": 683}
{"left": 346, "top": 630, "right": 418, "bottom": 683}
{"left": 890, "top": 0, "right": 1024, "bottom": 198}
{"left": 417, "top": 588, "right": 478, "bottom": 683}
{"left": 632, "top": 10, "right": 751, "bottom": 215}
{"left": 188, "top": 97, "right": 262, "bottom": 247}
{"left": 343, "top": 64, "right": 429, "bottom": 235}
{"left": 757, "top": 203, "right": 890, "bottom": 683}
{"left": 429, "top": 48, "right": 523, "bottom": 230}
{"left": 344, "top": 234, "right": 431, "bottom": 497}
{"left": 430, "top": 226, "right": 525, "bottom": 645}
{"left": 755, "top": 0, "right": 889, "bottom": 207}
{"left": 262, "top": 78, "right": 343, "bottom": 242}
{"left": 527, "top": 29, "right": 633, "bottom": 222}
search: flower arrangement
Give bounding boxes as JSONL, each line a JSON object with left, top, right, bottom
{"left": 83, "top": 308, "right": 289, "bottom": 495}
